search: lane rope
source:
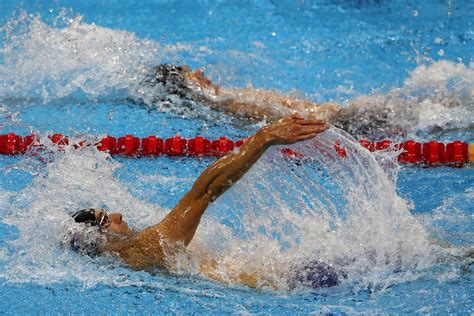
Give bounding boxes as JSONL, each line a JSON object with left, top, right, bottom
{"left": 0, "top": 132, "right": 472, "bottom": 167}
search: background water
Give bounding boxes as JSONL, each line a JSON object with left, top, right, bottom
{"left": 0, "top": 0, "right": 473, "bottom": 314}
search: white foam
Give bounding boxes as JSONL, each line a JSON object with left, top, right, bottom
{"left": 0, "top": 129, "right": 437, "bottom": 290}
{"left": 0, "top": 10, "right": 160, "bottom": 103}
{"left": 422, "top": 187, "right": 474, "bottom": 247}
{"left": 1, "top": 12, "right": 472, "bottom": 133}
{"left": 0, "top": 137, "right": 167, "bottom": 285}
{"left": 344, "top": 60, "right": 474, "bottom": 135}
{"left": 189, "top": 128, "right": 434, "bottom": 290}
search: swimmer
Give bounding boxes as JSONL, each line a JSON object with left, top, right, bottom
{"left": 70, "top": 114, "right": 334, "bottom": 289}
{"left": 143, "top": 64, "right": 398, "bottom": 137}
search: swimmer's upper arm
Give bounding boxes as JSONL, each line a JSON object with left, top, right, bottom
{"left": 131, "top": 116, "right": 327, "bottom": 258}
{"left": 141, "top": 130, "right": 272, "bottom": 249}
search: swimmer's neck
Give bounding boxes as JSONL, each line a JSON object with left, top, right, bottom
{"left": 98, "top": 116, "right": 327, "bottom": 274}
{"left": 100, "top": 230, "right": 137, "bottom": 253}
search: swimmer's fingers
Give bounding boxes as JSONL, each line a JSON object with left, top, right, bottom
{"left": 286, "top": 128, "right": 327, "bottom": 143}
{"left": 267, "top": 116, "right": 328, "bottom": 145}
{"left": 286, "top": 113, "right": 327, "bottom": 123}
{"left": 296, "top": 124, "right": 329, "bottom": 134}
{"left": 295, "top": 119, "right": 327, "bottom": 126}
{"left": 286, "top": 125, "right": 327, "bottom": 143}
{"left": 279, "top": 114, "right": 303, "bottom": 124}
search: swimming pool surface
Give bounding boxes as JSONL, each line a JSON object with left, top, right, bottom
{"left": 0, "top": 0, "right": 473, "bottom": 314}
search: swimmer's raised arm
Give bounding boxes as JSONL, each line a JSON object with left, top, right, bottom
{"left": 116, "top": 115, "right": 327, "bottom": 269}
{"left": 156, "top": 114, "right": 328, "bottom": 245}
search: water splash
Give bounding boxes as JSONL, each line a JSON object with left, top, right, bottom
{"left": 422, "top": 187, "right": 474, "bottom": 247}
{"left": 0, "top": 128, "right": 437, "bottom": 291}
{"left": 1, "top": 12, "right": 472, "bottom": 135}
{"left": 335, "top": 60, "right": 474, "bottom": 138}
{"left": 0, "top": 10, "right": 160, "bottom": 104}
{"left": 188, "top": 128, "right": 434, "bottom": 290}
{"left": 0, "top": 136, "right": 167, "bottom": 285}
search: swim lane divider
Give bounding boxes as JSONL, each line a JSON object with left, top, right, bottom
{"left": 0, "top": 133, "right": 473, "bottom": 167}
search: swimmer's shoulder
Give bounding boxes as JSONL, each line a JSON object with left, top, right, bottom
{"left": 104, "top": 228, "right": 169, "bottom": 270}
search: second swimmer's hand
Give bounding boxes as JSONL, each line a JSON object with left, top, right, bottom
{"left": 260, "top": 113, "right": 328, "bottom": 146}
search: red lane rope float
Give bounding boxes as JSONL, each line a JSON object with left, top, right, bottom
{"left": 142, "top": 135, "right": 164, "bottom": 156}
{"left": 0, "top": 133, "right": 473, "bottom": 167}
{"left": 164, "top": 136, "right": 187, "bottom": 156}
{"left": 358, "top": 139, "right": 471, "bottom": 167}
{"left": 188, "top": 136, "right": 210, "bottom": 156}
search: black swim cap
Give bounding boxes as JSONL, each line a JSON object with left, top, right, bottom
{"left": 72, "top": 208, "right": 97, "bottom": 226}
{"left": 148, "top": 64, "right": 192, "bottom": 100}
{"left": 68, "top": 209, "right": 102, "bottom": 256}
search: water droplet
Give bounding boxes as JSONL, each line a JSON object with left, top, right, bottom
{"left": 271, "top": 32, "right": 277, "bottom": 37}
{"left": 412, "top": 10, "right": 418, "bottom": 16}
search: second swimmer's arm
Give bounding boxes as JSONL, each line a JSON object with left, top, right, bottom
{"left": 186, "top": 67, "right": 340, "bottom": 122}
{"left": 214, "top": 88, "right": 341, "bottom": 122}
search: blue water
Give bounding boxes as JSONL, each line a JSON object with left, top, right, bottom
{"left": 0, "top": 0, "right": 473, "bottom": 314}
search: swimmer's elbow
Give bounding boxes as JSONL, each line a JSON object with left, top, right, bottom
{"left": 191, "top": 163, "right": 225, "bottom": 198}
{"left": 190, "top": 177, "right": 210, "bottom": 199}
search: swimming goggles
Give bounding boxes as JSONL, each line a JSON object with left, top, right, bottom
{"left": 97, "top": 209, "right": 111, "bottom": 227}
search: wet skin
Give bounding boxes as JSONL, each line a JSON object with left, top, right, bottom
{"left": 94, "top": 209, "right": 131, "bottom": 234}
{"left": 178, "top": 65, "right": 340, "bottom": 122}
{"left": 94, "top": 114, "right": 328, "bottom": 287}
{"left": 101, "top": 114, "right": 328, "bottom": 256}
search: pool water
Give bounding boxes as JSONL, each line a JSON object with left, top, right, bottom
{"left": 0, "top": 0, "right": 473, "bottom": 314}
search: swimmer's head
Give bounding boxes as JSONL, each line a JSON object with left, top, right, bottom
{"left": 72, "top": 208, "right": 130, "bottom": 234}
{"left": 148, "top": 64, "right": 193, "bottom": 99}
{"left": 146, "top": 64, "right": 218, "bottom": 103}
{"left": 68, "top": 208, "right": 130, "bottom": 256}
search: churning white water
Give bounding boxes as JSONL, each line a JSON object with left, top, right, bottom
{"left": 0, "top": 11, "right": 466, "bottom": 291}
{"left": 0, "top": 128, "right": 436, "bottom": 290}
{"left": 1, "top": 12, "right": 473, "bottom": 133}
{"left": 192, "top": 128, "right": 434, "bottom": 289}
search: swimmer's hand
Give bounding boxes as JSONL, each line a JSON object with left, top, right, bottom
{"left": 261, "top": 113, "right": 328, "bottom": 145}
